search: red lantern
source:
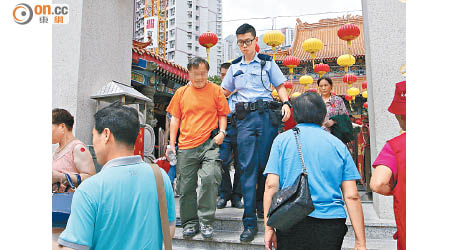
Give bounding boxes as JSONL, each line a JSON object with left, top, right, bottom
{"left": 199, "top": 32, "right": 218, "bottom": 62}
{"left": 355, "top": 118, "right": 362, "bottom": 125}
{"left": 306, "top": 88, "right": 317, "bottom": 93}
{"left": 362, "top": 81, "right": 367, "bottom": 89}
{"left": 314, "top": 63, "right": 330, "bottom": 77}
{"left": 255, "top": 43, "right": 260, "bottom": 53}
{"left": 363, "top": 102, "right": 368, "bottom": 109}
{"left": 282, "top": 56, "right": 300, "bottom": 84}
{"left": 345, "top": 95, "right": 353, "bottom": 102}
{"left": 343, "top": 73, "right": 357, "bottom": 87}
{"left": 337, "top": 23, "right": 360, "bottom": 46}
{"left": 283, "top": 81, "right": 292, "bottom": 89}
{"left": 282, "top": 56, "right": 300, "bottom": 72}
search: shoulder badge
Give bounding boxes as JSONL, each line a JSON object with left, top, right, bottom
{"left": 231, "top": 56, "right": 242, "bottom": 64}
{"left": 257, "top": 54, "right": 272, "bottom": 62}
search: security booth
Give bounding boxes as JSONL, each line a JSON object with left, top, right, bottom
{"left": 89, "top": 80, "right": 154, "bottom": 172}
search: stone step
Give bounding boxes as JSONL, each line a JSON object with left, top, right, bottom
{"left": 173, "top": 227, "right": 397, "bottom": 250}
{"left": 176, "top": 215, "right": 396, "bottom": 240}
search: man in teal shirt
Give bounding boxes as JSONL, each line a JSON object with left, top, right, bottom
{"left": 54, "top": 101, "right": 176, "bottom": 250}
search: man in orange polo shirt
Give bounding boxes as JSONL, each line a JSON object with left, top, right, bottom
{"left": 166, "top": 57, "right": 230, "bottom": 239}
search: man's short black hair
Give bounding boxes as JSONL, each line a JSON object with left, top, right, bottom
{"left": 52, "top": 108, "right": 74, "bottom": 131}
{"left": 236, "top": 23, "right": 256, "bottom": 38}
{"left": 187, "top": 57, "right": 210, "bottom": 71}
{"left": 292, "top": 92, "right": 327, "bottom": 126}
{"left": 220, "top": 62, "right": 231, "bottom": 70}
{"left": 93, "top": 101, "right": 140, "bottom": 147}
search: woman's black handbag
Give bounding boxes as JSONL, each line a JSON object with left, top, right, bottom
{"left": 266, "top": 127, "right": 314, "bottom": 231}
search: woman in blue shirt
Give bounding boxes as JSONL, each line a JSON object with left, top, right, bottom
{"left": 263, "top": 92, "right": 366, "bottom": 250}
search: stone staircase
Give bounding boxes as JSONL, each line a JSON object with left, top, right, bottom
{"left": 173, "top": 198, "right": 398, "bottom": 250}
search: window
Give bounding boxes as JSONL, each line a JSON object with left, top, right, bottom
{"left": 196, "top": 15, "right": 199, "bottom": 20}
{"left": 170, "top": 41, "right": 175, "bottom": 49}
{"left": 195, "top": 46, "right": 199, "bottom": 52}
{"left": 170, "top": 8, "right": 175, "bottom": 16}
{"left": 188, "top": 1, "right": 192, "bottom": 8}
{"left": 196, "top": 6, "right": 199, "bottom": 10}
{"left": 195, "top": 26, "right": 199, "bottom": 31}
{"left": 170, "top": 52, "right": 175, "bottom": 60}
{"left": 170, "top": 18, "right": 175, "bottom": 26}
{"left": 195, "top": 35, "right": 198, "bottom": 41}
{"left": 187, "top": 32, "right": 192, "bottom": 40}
{"left": 188, "top": 22, "right": 192, "bottom": 29}
{"left": 187, "top": 43, "right": 192, "bottom": 50}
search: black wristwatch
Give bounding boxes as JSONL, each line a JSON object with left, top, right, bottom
{"left": 282, "top": 101, "right": 292, "bottom": 108}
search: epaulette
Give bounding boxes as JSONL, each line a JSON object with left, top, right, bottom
{"left": 231, "top": 56, "right": 242, "bottom": 64}
{"left": 257, "top": 54, "right": 272, "bottom": 61}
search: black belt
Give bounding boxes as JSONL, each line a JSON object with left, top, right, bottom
{"left": 241, "top": 101, "right": 271, "bottom": 112}
{"left": 227, "top": 116, "right": 232, "bottom": 124}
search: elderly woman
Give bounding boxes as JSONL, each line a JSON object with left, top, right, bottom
{"left": 317, "top": 77, "right": 349, "bottom": 132}
{"left": 263, "top": 92, "right": 366, "bottom": 250}
{"left": 52, "top": 108, "right": 96, "bottom": 192}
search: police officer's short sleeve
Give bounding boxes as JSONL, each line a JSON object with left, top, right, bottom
{"left": 268, "top": 60, "right": 287, "bottom": 88}
{"left": 58, "top": 188, "right": 97, "bottom": 249}
{"left": 221, "top": 66, "right": 235, "bottom": 92}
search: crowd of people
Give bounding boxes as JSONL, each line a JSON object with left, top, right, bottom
{"left": 52, "top": 23, "right": 406, "bottom": 250}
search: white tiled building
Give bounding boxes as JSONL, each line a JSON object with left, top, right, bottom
{"left": 133, "top": 0, "right": 223, "bottom": 76}
{"left": 281, "top": 27, "right": 295, "bottom": 47}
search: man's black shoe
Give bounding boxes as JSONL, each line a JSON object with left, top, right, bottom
{"left": 240, "top": 227, "right": 258, "bottom": 242}
{"left": 216, "top": 198, "right": 227, "bottom": 209}
{"left": 182, "top": 226, "right": 199, "bottom": 238}
{"left": 257, "top": 209, "right": 264, "bottom": 219}
{"left": 231, "top": 199, "right": 244, "bottom": 209}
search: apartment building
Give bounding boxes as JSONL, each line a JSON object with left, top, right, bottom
{"left": 134, "top": 0, "right": 223, "bottom": 76}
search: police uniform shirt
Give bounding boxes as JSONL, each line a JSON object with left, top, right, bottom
{"left": 221, "top": 53, "right": 287, "bottom": 103}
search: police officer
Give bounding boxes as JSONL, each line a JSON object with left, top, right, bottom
{"left": 217, "top": 63, "right": 243, "bottom": 209}
{"left": 221, "top": 23, "right": 291, "bottom": 242}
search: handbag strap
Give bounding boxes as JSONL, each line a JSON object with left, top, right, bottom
{"left": 64, "top": 173, "right": 76, "bottom": 192}
{"left": 76, "top": 174, "right": 82, "bottom": 186}
{"left": 150, "top": 163, "right": 172, "bottom": 250}
{"left": 292, "top": 127, "right": 307, "bottom": 174}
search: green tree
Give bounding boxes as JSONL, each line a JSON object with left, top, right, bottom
{"left": 208, "top": 75, "right": 221, "bottom": 85}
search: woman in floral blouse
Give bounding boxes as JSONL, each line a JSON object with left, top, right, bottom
{"left": 317, "top": 77, "right": 349, "bottom": 132}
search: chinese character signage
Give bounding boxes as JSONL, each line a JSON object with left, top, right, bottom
{"left": 144, "top": 16, "right": 158, "bottom": 49}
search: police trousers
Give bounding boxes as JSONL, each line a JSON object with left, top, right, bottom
{"left": 218, "top": 124, "right": 242, "bottom": 202}
{"left": 236, "top": 109, "right": 278, "bottom": 229}
{"left": 176, "top": 138, "right": 222, "bottom": 228}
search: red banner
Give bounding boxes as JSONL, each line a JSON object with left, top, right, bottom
{"left": 134, "top": 127, "right": 145, "bottom": 160}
